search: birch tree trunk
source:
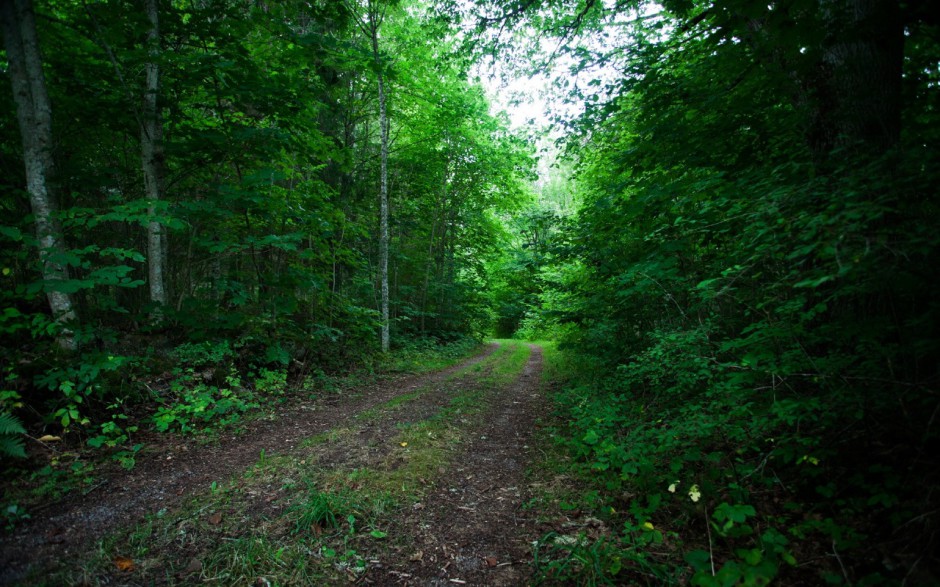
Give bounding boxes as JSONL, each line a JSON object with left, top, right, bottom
{"left": 1, "top": 0, "right": 78, "bottom": 351}
{"left": 141, "top": 0, "right": 167, "bottom": 315}
{"left": 369, "top": 6, "right": 390, "bottom": 353}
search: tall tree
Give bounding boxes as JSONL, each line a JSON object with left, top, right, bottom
{"left": 371, "top": 3, "right": 390, "bottom": 353}
{"left": 140, "top": 0, "right": 167, "bottom": 315}
{"left": 1, "top": 0, "right": 78, "bottom": 351}
{"left": 347, "top": 0, "right": 393, "bottom": 351}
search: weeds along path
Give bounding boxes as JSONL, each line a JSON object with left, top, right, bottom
{"left": 0, "top": 343, "right": 500, "bottom": 585}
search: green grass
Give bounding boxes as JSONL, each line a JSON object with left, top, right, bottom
{"left": 299, "top": 426, "right": 351, "bottom": 449}
{"left": 347, "top": 340, "right": 531, "bottom": 497}
{"left": 355, "top": 340, "right": 509, "bottom": 422}
{"left": 377, "top": 337, "right": 484, "bottom": 374}
{"left": 200, "top": 534, "right": 324, "bottom": 585}
{"left": 483, "top": 339, "right": 531, "bottom": 385}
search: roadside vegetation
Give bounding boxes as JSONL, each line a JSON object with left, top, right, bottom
{"left": 481, "top": 1, "right": 939, "bottom": 584}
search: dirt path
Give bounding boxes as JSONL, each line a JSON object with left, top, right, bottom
{"left": 376, "top": 344, "right": 549, "bottom": 586}
{"left": 0, "top": 341, "right": 551, "bottom": 585}
{"left": 0, "top": 344, "right": 499, "bottom": 585}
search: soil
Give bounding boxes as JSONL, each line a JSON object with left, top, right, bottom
{"left": 372, "top": 345, "right": 550, "bottom": 586}
{"left": 0, "top": 342, "right": 554, "bottom": 586}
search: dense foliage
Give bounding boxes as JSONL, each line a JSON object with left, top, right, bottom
{"left": 0, "top": 1, "right": 529, "bottom": 460}
{"left": 467, "top": 0, "right": 940, "bottom": 584}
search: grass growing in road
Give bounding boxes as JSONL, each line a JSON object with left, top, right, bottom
{"left": 328, "top": 341, "right": 531, "bottom": 497}
{"left": 355, "top": 341, "right": 508, "bottom": 422}
{"left": 57, "top": 341, "right": 534, "bottom": 586}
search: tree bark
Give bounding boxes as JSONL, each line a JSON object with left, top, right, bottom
{"left": 1, "top": 0, "right": 78, "bottom": 351}
{"left": 369, "top": 5, "right": 390, "bottom": 353}
{"left": 141, "top": 0, "right": 167, "bottom": 316}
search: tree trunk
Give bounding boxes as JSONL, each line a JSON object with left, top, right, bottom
{"left": 370, "top": 7, "right": 390, "bottom": 353}
{"left": 1, "top": 0, "right": 78, "bottom": 351}
{"left": 141, "top": 0, "right": 167, "bottom": 316}
{"left": 810, "top": 0, "right": 903, "bottom": 157}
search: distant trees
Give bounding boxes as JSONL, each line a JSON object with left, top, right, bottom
{"left": 0, "top": 0, "right": 529, "bottom": 443}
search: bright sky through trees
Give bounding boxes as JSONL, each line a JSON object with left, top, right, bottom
{"left": 474, "top": 1, "right": 665, "bottom": 134}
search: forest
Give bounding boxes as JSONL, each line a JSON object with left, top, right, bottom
{"left": 1, "top": 0, "right": 938, "bottom": 585}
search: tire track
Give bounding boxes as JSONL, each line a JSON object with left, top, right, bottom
{"left": 0, "top": 343, "right": 501, "bottom": 585}
{"left": 375, "top": 344, "right": 549, "bottom": 586}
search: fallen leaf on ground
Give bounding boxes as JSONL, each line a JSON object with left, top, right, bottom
{"left": 410, "top": 550, "right": 423, "bottom": 562}
{"left": 114, "top": 556, "right": 135, "bottom": 572}
{"left": 207, "top": 513, "right": 222, "bottom": 525}
{"left": 37, "top": 435, "right": 60, "bottom": 442}
{"left": 485, "top": 556, "right": 498, "bottom": 567}
{"left": 400, "top": 442, "right": 408, "bottom": 447}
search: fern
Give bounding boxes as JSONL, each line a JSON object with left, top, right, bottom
{"left": 0, "top": 413, "right": 27, "bottom": 459}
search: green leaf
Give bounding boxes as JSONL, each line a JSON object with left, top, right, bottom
{"left": 0, "top": 226, "right": 23, "bottom": 241}
{"left": 742, "top": 548, "right": 762, "bottom": 566}
{"left": 685, "top": 549, "right": 712, "bottom": 572}
{"left": 794, "top": 275, "right": 833, "bottom": 289}
{"left": 582, "top": 429, "right": 600, "bottom": 445}
{"left": 0, "top": 413, "right": 26, "bottom": 436}
{"left": 0, "top": 437, "right": 27, "bottom": 459}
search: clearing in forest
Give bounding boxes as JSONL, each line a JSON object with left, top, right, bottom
{"left": 0, "top": 340, "right": 560, "bottom": 586}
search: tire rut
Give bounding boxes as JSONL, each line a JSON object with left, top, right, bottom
{"left": 309, "top": 351, "right": 507, "bottom": 477}
{"left": 0, "top": 343, "right": 500, "bottom": 585}
{"left": 374, "top": 344, "right": 549, "bottom": 586}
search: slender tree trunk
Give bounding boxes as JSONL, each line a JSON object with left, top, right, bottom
{"left": 369, "top": 8, "right": 390, "bottom": 353}
{"left": 141, "top": 0, "right": 167, "bottom": 316}
{"left": 421, "top": 214, "right": 435, "bottom": 333}
{"left": 1, "top": 0, "right": 78, "bottom": 351}
{"left": 422, "top": 158, "right": 448, "bottom": 333}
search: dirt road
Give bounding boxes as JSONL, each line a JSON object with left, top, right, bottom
{"left": 1, "top": 341, "right": 552, "bottom": 586}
